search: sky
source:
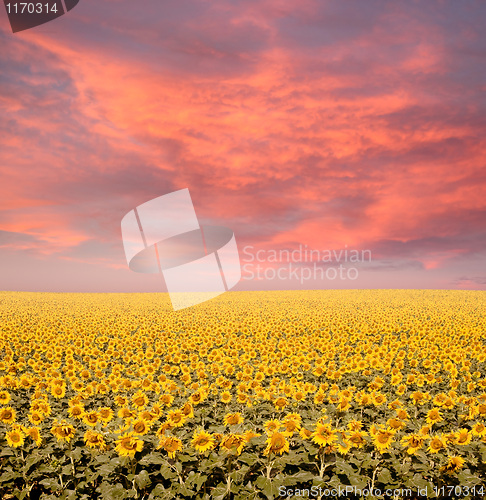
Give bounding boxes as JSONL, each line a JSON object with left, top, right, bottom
{"left": 0, "top": 0, "right": 485, "bottom": 292}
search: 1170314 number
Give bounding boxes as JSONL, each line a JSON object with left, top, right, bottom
{"left": 5, "top": 3, "right": 58, "bottom": 14}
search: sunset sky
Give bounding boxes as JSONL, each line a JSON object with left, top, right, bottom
{"left": 1, "top": 0, "right": 485, "bottom": 292}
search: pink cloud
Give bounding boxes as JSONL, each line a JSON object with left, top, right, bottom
{"left": 1, "top": 0, "right": 485, "bottom": 291}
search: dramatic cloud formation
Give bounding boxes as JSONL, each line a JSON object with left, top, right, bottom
{"left": 0, "top": 0, "right": 485, "bottom": 291}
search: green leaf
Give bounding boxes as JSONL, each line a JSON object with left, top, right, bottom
{"left": 97, "top": 481, "right": 127, "bottom": 500}
{"left": 0, "top": 470, "right": 17, "bottom": 484}
{"left": 160, "top": 464, "right": 177, "bottom": 480}
{"left": 457, "top": 471, "right": 482, "bottom": 487}
{"left": 290, "top": 471, "right": 315, "bottom": 482}
{"left": 256, "top": 477, "right": 278, "bottom": 499}
{"left": 40, "top": 478, "right": 61, "bottom": 492}
{"left": 186, "top": 471, "right": 208, "bottom": 491}
{"left": 15, "top": 488, "right": 28, "bottom": 500}
{"left": 23, "top": 451, "right": 44, "bottom": 472}
{"left": 135, "top": 470, "right": 151, "bottom": 489}
{"left": 98, "top": 462, "right": 118, "bottom": 477}
{"left": 238, "top": 452, "right": 258, "bottom": 466}
{"left": 68, "top": 447, "right": 82, "bottom": 461}
{"left": 335, "top": 459, "right": 356, "bottom": 476}
{"left": 347, "top": 473, "right": 368, "bottom": 489}
{"left": 211, "top": 483, "right": 229, "bottom": 500}
{"left": 60, "top": 490, "right": 77, "bottom": 500}
{"left": 139, "top": 452, "right": 166, "bottom": 466}
{"left": 177, "top": 483, "right": 196, "bottom": 497}
{"left": 377, "top": 467, "right": 393, "bottom": 484}
{"left": 148, "top": 484, "right": 171, "bottom": 500}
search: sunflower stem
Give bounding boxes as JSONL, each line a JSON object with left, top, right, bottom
{"left": 68, "top": 440, "right": 76, "bottom": 478}
{"left": 319, "top": 450, "right": 326, "bottom": 478}
{"left": 265, "top": 455, "right": 275, "bottom": 479}
{"left": 370, "top": 459, "right": 381, "bottom": 494}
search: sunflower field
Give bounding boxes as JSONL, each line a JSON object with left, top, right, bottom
{"left": 1, "top": 289, "right": 486, "bottom": 499}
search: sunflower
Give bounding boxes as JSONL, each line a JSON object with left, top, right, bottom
{"left": 478, "top": 403, "right": 486, "bottom": 417}
{"left": 220, "top": 433, "right": 246, "bottom": 455}
{"left": 50, "top": 384, "right": 66, "bottom": 399}
{"left": 129, "top": 418, "right": 149, "bottom": 436}
{"left": 347, "top": 420, "right": 363, "bottom": 432}
{"left": 51, "top": 421, "right": 76, "bottom": 443}
{"left": 395, "top": 408, "right": 409, "bottom": 420}
{"left": 336, "top": 399, "right": 351, "bottom": 412}
{"left": 243, "top": 430, "right": 260, "bottom": 442}
{"left": 115, "top": 432, "right": 144, "bottom": 457}
{"left": 37, "top": 401, "right": 51, "bottom": 416}
{"left": 284, "top": 419, "right": 301, "bottom": 433}
{"left": 224, "top": 413, "right": 244, "bottom": 426}
{"left": 115, "top": 396, "right": 128, "bottom": 406}
{"left": 83, "top": 411, "right": 99, "bottom": 427}
{"left": 0, "top": 391, "right": 11, "bottom": 405}
{"left": 293, "top": 391, "right": 306, "bottom": 402}
{"left": 348, "top": 431, "right": 367, "bottom": 449}
{"left": 401, "top": 434, "right": 424, "bottom": 455}
{"left": 6, "top": 428, "right": 24, "bottom": 448}
{"left": 372, "top": 429, "right": 395, "bottom": 453}
{"left": 445, "top": 432, "right": 458, "bottom": 445}
{"left": 426, "top": 408, "right": 443, "bottom": 425}
{"left": 237, "top": 392, "right": 248, "bottom": 404}
{"left": 139, "top": 410, "right": 156, "bottom": 422}
{"left": 455, "top": 429, "right": 472, "bottom": 446}
{"left": 264, "top": 431, "right": 290, "bottom": 456}
{"left": 132, "top": 391, "right": 149, "bottom": 409}
{"left": 28, "top": 411, "right": 45, "bottom": 426}
{"left": 312, "top": 423, "right": 337, "bottom": 447}
{"left": 264, "top": 419, "right": 282, "bottom": 435}
{"left": 472, "top": 422, "right": 486, "bottom": 437}
{"left": 191, "top": 430, "right": 215, "bottom": 453}
{"left": 189, "top": 391, "right": 203, "bottom": 405}
{"left": 181, "top": 402, "right": 194, "bottom": 419}
{"left": 337, "top": 439, "right": 352, "bottom": 455}
{"left": 396, "top": 384, "right": 406, "bottom": 396}
{"left": 220, "top": 391, "right": 232, "bottom": 404}
{"left": 25, "top": 427, "right": 42, "bottom": 447}
{"left": 149, "top": 403, "right": 163, "bottom": 419}
{"left": 387, "top": 418, "right": 405, "bottom": 431}
{"left": 118, "top": 407, "right": 136, "bottom": 420}
{"left": 428, "top": 434, "right": 447, "bottom": 454}
{"left": 284, "top": 412, "right": 302, "bottom": 424}
{"left": 156, "top": 422, "right": 173, "bottom": 438}
{"left": 66, "top": 401, "right": 84, "bottom": 417}
{"left": 159, "top": 394, "right": 175, "bottom": 407}
{"left": 167, "top": 409, "right": 187, "bottom": 428}
{"left": 84, "top": 430, "right": 107, "bottom": 450}
{"left": 274, "top": 397, "right": 288, "bottom": 410}
{"left": 98, "top": 407, "right": 114, "bottom": 424}
{"left": 157, "top": 436, "right": 183, "bottom": 458}
{"left": 442, "top": 456, "right": 466, "bottom": 475}
{"left": 411, "top": 391, "right": 428, "bottom": 405}
{"left": 0, "top": 407, "right": 16, "bottom": 425}
{"left": 371, "top": 392, "right": 387, "bottom": 406}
